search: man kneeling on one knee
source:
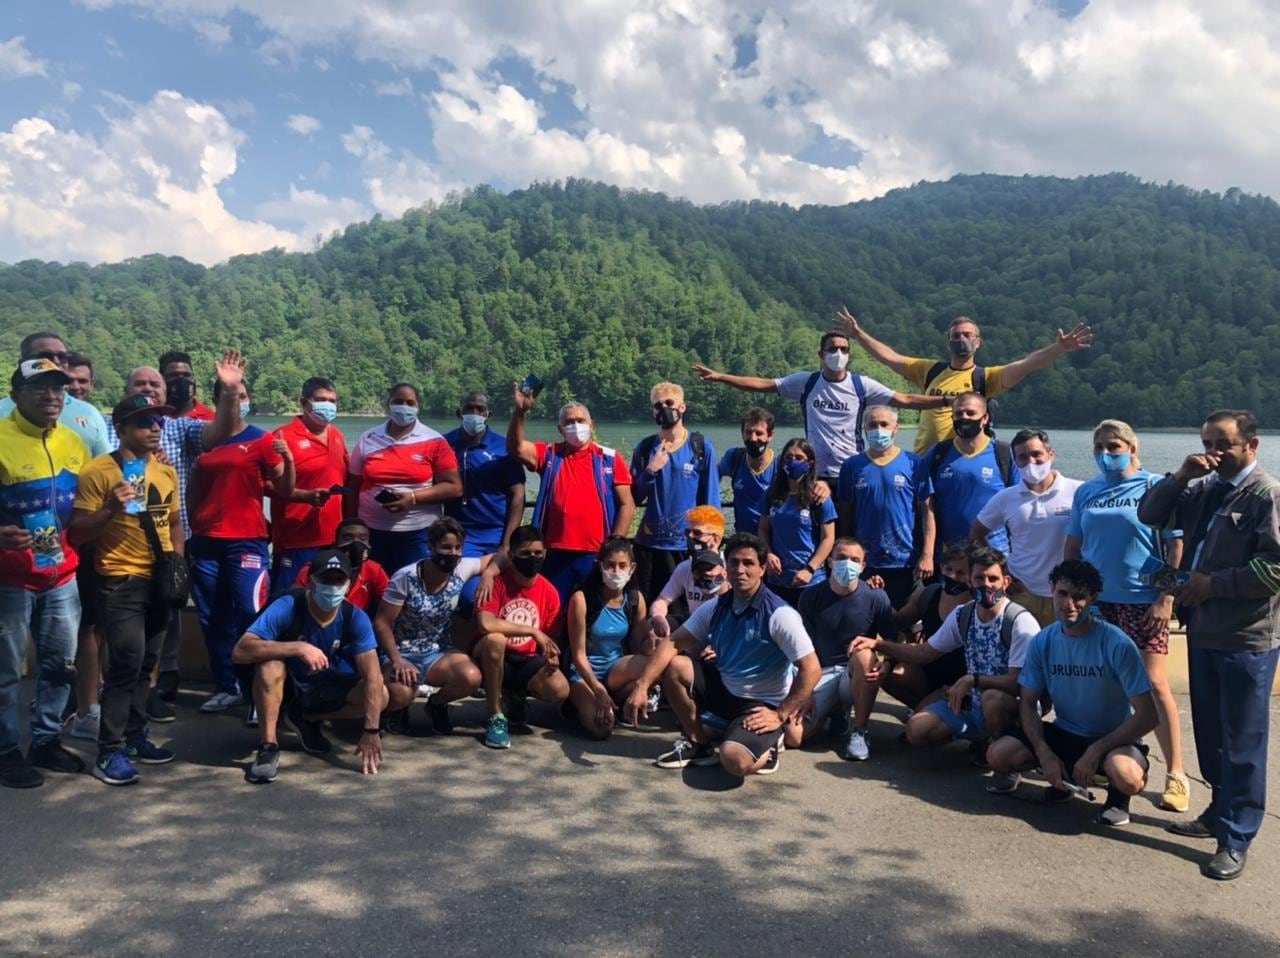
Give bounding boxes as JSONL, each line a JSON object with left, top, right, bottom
{"left": 232, "top": 549, "right": 406, "bottom": 783}
{"left": 987, "top": 559, "right": 1158, "bottom": 826}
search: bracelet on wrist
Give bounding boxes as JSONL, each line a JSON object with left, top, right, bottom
{"left": 362, "top": 727, "right": 382, "bottom": 736}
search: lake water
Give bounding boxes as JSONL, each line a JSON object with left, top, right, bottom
{"left": 251, "top": 415, "right": 1280, "bottom": 487}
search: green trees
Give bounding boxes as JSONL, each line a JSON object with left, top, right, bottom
{"left": 2, "top": 172, "right": 1278, "bottom": 426}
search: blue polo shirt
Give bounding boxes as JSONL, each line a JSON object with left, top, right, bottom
{"left": 632, "top": 432, "right": 720, "bottom": 551}
{"left": 719, "top": 447, "right": 775, "bottom": 536}
{"left": 765, "top": 493, "right": 837, "bottom": 588}
{"left": 920, "top": 437, "right": 1020, "bottom": 552}
{"left": 837, "top": 447, "right": 921, "bottom": 568}
{"left": 444, "top": 427, "right": 525, "bottom": 556}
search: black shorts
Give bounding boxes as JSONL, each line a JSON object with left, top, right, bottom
{"left": 289, "top": 669, "right": 361, "bottom": 715}
{"left": 76, "top": 544, "right": 99, "bottom": 629}
{"left": 693, "top": 662, "right": 781, "bottom": 762}
{"left": 503, "top": 653, "right": 550, "bottom": 692}
{"left": 922, "top": 647, "right": 967, "bottom": 690}
{"left": 1013, "top": 722, "right": 1150, "bottom": 769}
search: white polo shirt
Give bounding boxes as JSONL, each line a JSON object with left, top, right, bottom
{"left": 976, "top": 472, "right": 1082, "bottom": 597}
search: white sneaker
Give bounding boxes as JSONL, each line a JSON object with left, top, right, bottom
{"left": 64, "top": 712, "right": 100, "bottom": 741}
{"left": 843, "top": 729, "right": 870, "bottom": 761}
{"left": 200, "top": 691, "right": 242, "bottom": 713}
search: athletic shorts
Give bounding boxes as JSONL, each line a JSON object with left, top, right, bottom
{"left": 289, "top": 669, "right": 361, "bottom": 715}
{"left": 1099, "top": 601, "right": 1169, "bottom": 655}
{"left": 1012, "top": 721, "right": 1150, "bottom": 770}
{"left": 923, "top": 696, "right": 989, "bottom": 742}
{"left": 386, "top": 648, "right": 448, "bottom": 679}
{"left": 809, "top": 666, "right": 851, "bottom": 722}
{"left": 568, "top": 655, "right": 620, "bottom": 685}
{"left": 692, "top": 662, "right": 781, "bottom": 762}
{"left": 504, "top": 653, "right": 551, "bottom": 692}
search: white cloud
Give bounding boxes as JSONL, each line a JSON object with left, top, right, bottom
{"left": 255, "top": 184, "right": 369, "bottom": 243}
{"left": 62, "top": 81, "right": 82, "bottom": 101}
{"left": 341, "top": 125, "right": 460, "bottom": 216}
{"left": 374, "top": 76, "right": 413, "bottom": 96}
{"left": 0, "top": 36, "right": 49, "bottom": 79}
{"left": 193, "top": 19, "right": 232, "bottom": 46}
{"left": 286, "top": 112, "right": 321, "bottom": 135}
{"left": 0, "top": 91, "right": 299, "bottom": 264}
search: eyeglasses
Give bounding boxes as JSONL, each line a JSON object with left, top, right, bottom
{"left": 34, "top": 350, "right": 70, "bottom": 364}
{"left": 20, "top": 382, "right": 64, "bottom": 395}
{"left": 1202, "top": 440, "right": 1247, "bottom": 453}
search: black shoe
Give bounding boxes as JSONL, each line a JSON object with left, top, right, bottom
{"left": 428, "top": 701, "right": 452, "bottom": 735}
{"left": 156, "top": 670, "right": 180, "bottom": 703}
{"left": 27, "top": 740, "right": 85, "bottom": 774}
{"left": 284, "top": 700, "right": 332, "bottom": 755}
{"left": 1202, "top": 846, "right": 1247, "bottom": 881}
{"left": 146, "top": 689, "right": 176, "bottom": 724}
{"left": 384, "top": 708, "right": 410, "bottom": 735}
{"left": 1169, "top": 817, "right": 1216, "bottom": 840}
{"left": 0, "top": 749, "right": 44, "bottom": 788}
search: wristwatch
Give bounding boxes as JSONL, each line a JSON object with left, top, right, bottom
{"left": 362, "top": 727, "right": 382, "bottom": 736}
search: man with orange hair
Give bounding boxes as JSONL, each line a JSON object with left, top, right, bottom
{"left": 631, "top": 383, "right": 720, "bottom": 602}
{"left": 647, "top": 506, "right": 730, "bottom": 640}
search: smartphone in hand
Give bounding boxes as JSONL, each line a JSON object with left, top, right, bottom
{"left": 519, "top": 373, "right": 544, "bottom": 399}
{"left": 374, "top": 488, "right": 399, "bottom": 505}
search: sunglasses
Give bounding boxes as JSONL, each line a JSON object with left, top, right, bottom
{"left": 126, "top": 416, "right": 165, "bottom": 430}
{"left": 34, "top": 350, "right": 70, "bottom": 364}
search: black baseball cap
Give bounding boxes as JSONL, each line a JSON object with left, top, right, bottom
{"left": 691, "top": 550, "right": 724, "bottom": 570}
{"left": 112, "top": 394, "right": 176, "bottom": 426}
{"left": 309, "top": 548, "right": 353, "bottom": 581}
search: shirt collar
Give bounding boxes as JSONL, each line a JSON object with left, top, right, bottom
{"left": 1220, "top": 459, "right": 1259, "bottom": 488}
{"left": 9, "top": 407, "right": 52, "bottom": 438}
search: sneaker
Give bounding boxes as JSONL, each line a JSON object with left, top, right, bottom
{"left": 156, "top": 670, "right": 180, "bottom": 703}
{"left": 428, "top": 701, "right": 453, "bottom": 735}
{"left": 28, "top": 740, "right": 85, "bottom": 774}
{"left": 842, "top": 728, "right": 870, "bottom": 762}
{"left": 655, "top": 737, "right": 717, "bottom": 769}
{"left": 125, "top": 734, "right": 175, "bottom": 765}
{"left": 756, "top": 747, "right": 782, "bottom": 776}
{"left": 1042, "top": 785, "right": 1075, "bottom": 804}
{"left": 247, "top": 743, "right": 280, "bottom": 784}
{"left": 384, "top": 708, "right": 411, "bottom": 735}
{"left": 200, "top": 690, "right": 242, "bottom": 713}
{"left": 485, "top": 714, "right": 511, "bottom": 750}
{"left": 146, "top": 689, "right": 176, "bottom": 724}
{"left": 506, "top": 692, "right": 529, "bottom": 728}
{"left": 1096, "top": 804, "right": 1132, "bottom": 827}
{"left": 0, "top": 750, "right": 43, "bottom": 789}
{"left": 646, "top": 685, "right": 663, "bottom": 714}
{"left": 829, "top": 711, "right": 852, "bottom": 740}
{"left": 1169, "top": 816, "right": 1216, "bottom": 840}
{"left": 1161, "top": 772, "right": 1191, "bottom": 813}
{"left": 244, "top": 705, "right": 259, "bottom": 729}
{"left": 283, "top": 700, "right": 332, "bottom": 755}
{"left": 92, "top": 750, "right": 139, "bottom": 786}
{"left": 64, "top": 711, "right": 100, "bottom": 742}
{"left": 986, "top": 772, "right": 1022, "bottom": 794}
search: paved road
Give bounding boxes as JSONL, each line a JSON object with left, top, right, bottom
{"left": 3, "top": 689, "right": 1278, "bottom": 957}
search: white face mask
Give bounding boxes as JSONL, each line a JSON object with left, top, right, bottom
{"left": 389, "top": 404, "right": 418, "bottom": 427}
{"left": 823, "top": 350, "right": 849, "bottom": 373}
{"left": 1023, "top": 460, "right": 1054, "bottom": 485}
{"left": 238, "top": 400, "right": 252, "bottom": 419}
{"left": 602, "top": 570, "right": 632, "bottom": 590}
{"left": 562, "top": 422, "right": 591, "bottom": 447}
{"left": 461, "top": 413, "right": 487, "bottom": 436}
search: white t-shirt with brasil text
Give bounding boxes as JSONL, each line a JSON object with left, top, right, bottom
{"left": 775, "top": 371, "right": 894, "bottom": 478}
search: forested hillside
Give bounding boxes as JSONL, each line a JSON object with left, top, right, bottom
{"left": 2, "top": 173, "right": 1278, "bottom": 426}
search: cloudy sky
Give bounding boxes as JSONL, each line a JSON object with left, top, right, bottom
{"left": 1, "top": 0, "right": 1277, "bottom": 265}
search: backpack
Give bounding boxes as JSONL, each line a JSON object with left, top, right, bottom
{"left": 636, "top": 431, "right": 708, "bottom": 473}
{"left": 799, "top": 371, "right": 867, "bottom": 452}
{"left": 955, "top": 599, "right": 1033, "bottom": 653}
{"left": 928, "top": 437, "right": 1015, "bottom": 488}
{"left": 924, "top": 361, "right": 999, "bottom": 436}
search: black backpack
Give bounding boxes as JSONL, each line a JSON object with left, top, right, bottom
{"left": 263, "top": 588, "right": 361, "bottom": 660}
{"left": 927, "top": 437, "right": 1015, "bottom": 488}
{"left": 635, "top": 431, "right": 708, "bottom": 474}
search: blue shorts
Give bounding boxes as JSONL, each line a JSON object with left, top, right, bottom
{"left": 923, "top": 697, "right": 990, "bottom": 742}
{"left": 290, "top": 669, "right": 361, "bottom": 715}
{"left": 810, "top": 666, "right": 851, "bottom": 721}
{"left": 398, "top": 649, "right": 448, "bottom": 678}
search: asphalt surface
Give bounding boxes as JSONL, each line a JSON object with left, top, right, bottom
{"left": 3, "top": 687, "right": 1279, "bottom": 958}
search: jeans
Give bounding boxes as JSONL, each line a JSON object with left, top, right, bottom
{"left": 97, "top": 576, "right": 168, "bottom": 753}
{"left": 0, "top": 580, "right": 79, "bottom": 753}
{"left": 189, "top": 536, "right": 269, "bottom": 694}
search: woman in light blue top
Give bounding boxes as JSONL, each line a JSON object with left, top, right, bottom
{"left": 1064, "top": 418, "right": 1188, "bottom": 812}
{"left": 566, "top": 538, "right": 652, "bottom": 740}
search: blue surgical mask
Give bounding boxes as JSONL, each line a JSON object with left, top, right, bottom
{"left": 389, "top": 404, "right": 418, "bottom": 427}
{"left": 832, "top": 558, "right": 862, "bottom": 588}
{"left": 308, "top": 400, "right": 337, "bottom": 423}
{"left": 782, "top": 458, "right": 812, "bottom": 480}
{"left": 865, "top": 428, "right": 893, "bottom": 451}
{"left": 1095, "top": 451, "right": 1131, "bottom": 477}
{"left": 312, "top": 583, "right": 347, "bottom": 611}
{"left": 239, "top": 401, "right": 252, "bottom": 419}
{"left": 462, "top": 413, "right": 487, "bottom": 436}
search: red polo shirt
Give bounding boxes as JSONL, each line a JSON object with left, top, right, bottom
{"left": 187, "top": 400, "right": 216, "bottom": 422}
{"left": 271, "top": 417, "right": 349, "bottom": 550}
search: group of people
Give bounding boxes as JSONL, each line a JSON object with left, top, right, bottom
{"left": 1, "top": 312, "right": 1277, "bottom": 885}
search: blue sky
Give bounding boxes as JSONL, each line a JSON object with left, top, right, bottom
{"left": 0, "top": 1, "right": 1273, "bottom": 264}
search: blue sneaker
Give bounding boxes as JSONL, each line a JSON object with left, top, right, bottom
{"left": 125, "top": 734, "right": 175, "bottom": 765}
{"left": 485, "top": 714, "right": 511, "bottom": 750}
{"left": 93, "top": 750, "right": 139, "bottom": 786}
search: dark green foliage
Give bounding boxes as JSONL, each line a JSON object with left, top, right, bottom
{"left": 2, "top": 173, "right": 1277, "bottom": 426}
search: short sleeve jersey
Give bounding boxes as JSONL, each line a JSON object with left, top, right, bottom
{"left": 349, "top": 421, "right": 458, "bottom": 532}
{"left": 657, "top": 557, "right": 725, "bottom": 615}
{"left": 74, "top": 454, "right": 180, "bottom": 577}
{"left": 272, "top": 417, "right": 349, "bottom": 550}
{"left": 774, "top": 372, "right": 895, "bottom": 477}
{"left": 444, "top": 428, "right": 525, "bottom": 556}
{"left": 247, "top": 593, "right": 378, "bottom": 680}
{"left": 480, "top": 569, "right": 562, "bottom": 656}
{"left": 719, "top": 447, "right": 775, "bottom": 536}
{"left": 0, "top": 394, "right": 110, "bottom": 457}
{"left": 837, "top": 448, "right": 921, "bottom": 568}
{"left": 1019, "top": 618, "right": 1153, "bottom": 739}
{"left": 189, "top": 427, "right": 282, "bottom": 539}
{"left": 903, "top": 358, "right": 1008, "bottom": 454}
{"left": 534, "top": 441, "right": 633, "bottom": 553}
{"left": 920, "top": 435, "right": 1021, "bottom": 552}
{"left": 631, "top": 432, "right": 721, "bottom": 551}
{"left": 798, "top": 580, "right": 897, "bottom": 668}
{"left": 765, "top": 493, "right": 837, "bottom": 587}
{"left": 382, "top": 557, "right": 483, "bottom": 654}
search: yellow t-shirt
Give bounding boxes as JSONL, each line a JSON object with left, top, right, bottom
{"left": 74, "top": 454, "right": 181, "bottom": 578}
{"left": 904, "top": 357, "right": 1008, "bottom": 453}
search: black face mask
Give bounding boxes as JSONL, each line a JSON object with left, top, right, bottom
{"left": 941, "top": 574, "right": 969, "bottom": 596}
{"left": 948, "top": 339, "right": 975, "bottom": 359}
{"left": 512, "top": 553, "right": 545, "bottom": 578}
{"left": 953, "top": 419, "right": 984, "bottom": 440}
{"left": 654, "top": 406, "right": 681, "bottom": 429}
{"left": 430, "top": 553, "right": 461, "bottom": 574}
{"left": 166, "top": 376, "right": 194, "bottom": 407}
{"left": 340, "top": 541, "right": 369, "bottom": 567}
{"left": 744, "top": 439, "right": 768, "bottom": 458}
